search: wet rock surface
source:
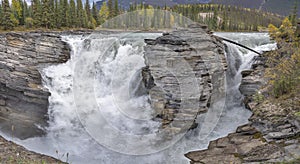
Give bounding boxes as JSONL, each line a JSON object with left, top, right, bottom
{"left": 142, "top": 24, "right": 227, "bottom": 137}
{"left": 185, "top": 55, "right": 300, "bottom": 163}
{"left": 0, "top": 32, "right": 70, "bottom": 139}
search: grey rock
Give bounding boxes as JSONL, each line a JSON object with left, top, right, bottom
{"left": 0, "top": 32, "right": 70, "bottom": 139}
{"left": 142, "top": 25, "right": 227, "bottom": 137}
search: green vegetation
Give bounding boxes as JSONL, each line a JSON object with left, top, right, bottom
{"left": 101, "top": 3, "right": 284, "bottom": 31}
{"left": 172, "top": 4, "right": 283, "bottom": 31}
{"left": 0, "top": 0, "right": 286, "bottom": 31}
{"left": 0, "top": 0, "right": 121, "bottom": 31}
{"left": 266, "top": 17, "right": 300, "bottom": 98}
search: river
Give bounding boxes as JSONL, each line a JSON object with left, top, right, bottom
{"left": 6, "top": 32, "right": 276, "bottom": 164}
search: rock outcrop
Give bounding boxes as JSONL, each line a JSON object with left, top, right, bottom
{"left": 0, "top": 32, "right": 70, "bottom": 139}
{"left": 185, "top": 54, "right": 300, "bottom": 163}
{"left": 142, "top": 24, "right": 227, "bottom": 137}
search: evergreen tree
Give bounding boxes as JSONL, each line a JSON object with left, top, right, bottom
{"left": 114, "top": 0, "right": 119, "bottom": 16}
{"left": 19, "top": 0, "right": 25, "bottom": 25}
{"left": 107, "top": 0, "right": 113, "bottom": 18}
{"left": 1, "top": 0, "right": 14, "bottom": 30}
{"left": 54, "top": 0, "right": 60, "bottom": 28}
{"left": 11, "top": 0, "right": 22, "bottom": 25}
{"left": 0, "top": 3, "right": 3, "bottom": 21}
{"left": 32, "top": 0, "right": 42, "bottom": 27}
{"left": 69, "top": 0, "right": 76, "bottom": 27}
{"left": 60, "top": 0, "right": 68, "bottom": 27}
{"left": 92, "top": 2, "right": 99, "bottom": 25}
{"left": 212, "top": 7, "right": 218, "bottom": 30}
{"left": 85, "top": 0, "right": 92, "bottom": 21}
{"left": 41, "top": 0, "right": 51, "bottom": 28}
{"left": 76, "top": 0, "right": 87, "bottom": 27}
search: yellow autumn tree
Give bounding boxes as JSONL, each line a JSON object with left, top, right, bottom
{"left": 99, "top": 2, "right": 109, "bottom": 25}
{"left": 266, "top": 17, "right": 300, "bottom": 97}
{"left": 268, "top": 24, "right": 279, "bottom": 38}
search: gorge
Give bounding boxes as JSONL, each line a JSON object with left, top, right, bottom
{"left": 0, "top": 26, "right": 291, "bottom": 163}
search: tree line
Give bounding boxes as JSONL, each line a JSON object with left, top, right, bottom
{"left": 171, "top": 4, "right": 284, "bottom": 31}
{"left": 0, "top": 0, "right": 122, "bottom": 30}
{"left": 0, "top": 0, "right": 292, "bottom": 31}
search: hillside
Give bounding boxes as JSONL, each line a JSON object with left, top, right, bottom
{"left": 212, "top": 0, "right": 300, "bottom": 16}
{"left": 96, "top": 0, "right": 210, "bottom": 10}
{"left": 95, "top": 0, "right": 299, "bottom": 17}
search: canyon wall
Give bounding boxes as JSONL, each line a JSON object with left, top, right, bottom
{"left": 186, "top": 54, "right": 300, "bottom": 163}
{"left": 0, "top": 32, "right": 70, "bottom": 139}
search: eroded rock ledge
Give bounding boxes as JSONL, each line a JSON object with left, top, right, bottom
{"left": 0, "top": 32, "right": 70, "bottom": 139}
{"left": 142, "top": 24, "right": 227, "bottom": 137}
{"left": 185, "top": 55, "right": 300, "bottom": 163}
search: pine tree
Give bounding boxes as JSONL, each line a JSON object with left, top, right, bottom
{"left": 1, "top": 0, "right": 14, "bottom": 30}
{"left": 212, "top": 7, "right": 218, "bottom": 30}
{"left": 0, "top": 3, "right": 3, "bottom": 22}
{"left": 107, "top": 0, "right": 113, "bottom": 18}
{"left": 69, "top": 0, "right": 76, "bottom": 27}
{"left": 85, "top": 0, "right": 94, "bottom": 28}
{"left": 11, "top": 0, "right": 22, "bottom": 25}
{"left": 32, "top": 0, "right": 42, "bottom": 27}
{"left": 85, "top": 0, "right": 92, "bottom": 21}
{"left": 92, "top": 2, "right": 99, "bottom": 25}
{"left": 114, "top": 0, "right": 119, "bottom": 16}
{"left": 59, "top": 0, "right": 68, "bottom": 27}
{"left": 18, "top": 0, "right": 25, "bottom": 25}
{"left": 76, "top": 0, "right": 86, "bottom": 27}
{"left": 54, "top": 0, "right": 60, "bottom": 28}
{"left": 41, "top": 0, "right": 51, "bottom": 28}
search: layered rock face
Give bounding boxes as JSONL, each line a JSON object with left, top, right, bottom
{"left": 186, "top": 55, "right": 300, "bottom": 163}
{"left": 142, "top": 24, "right": 227, "bottom": 136}
{"left": 0, "top": 33, "right": 70, "bottom": 139}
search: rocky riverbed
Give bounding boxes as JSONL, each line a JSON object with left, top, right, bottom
{"left": 185, "top": 54, "right": 300, "bottom": 163}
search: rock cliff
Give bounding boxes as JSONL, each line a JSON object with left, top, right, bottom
{"left": 0, "top": 32, "right": 70, "bottom": 139}
{"left": 142, "top": 24, "right": 227, "bottom": 137}
{"left": 185, "top": 54, "right": 300, "bottom": 163}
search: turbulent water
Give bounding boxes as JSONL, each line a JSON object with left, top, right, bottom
{"left": 6, "top": 32, "right": 276, "bottom": 164}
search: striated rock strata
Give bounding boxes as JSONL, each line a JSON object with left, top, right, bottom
{"left": 0, "top": 32, "right": 70, "bottom": 139}
{"left": 185, "top": 54, "right": 300, "bottom": 163}
{"left": 142, "top": 24, "right": 227, "bottom": 137}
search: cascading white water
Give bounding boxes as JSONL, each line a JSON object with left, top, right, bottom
{"left": 4, "top": 32, "right": 277, "bottom": 164}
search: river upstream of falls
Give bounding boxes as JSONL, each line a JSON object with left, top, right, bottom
{"left": 2, "top": 32, "right": 276, "bottom": 164}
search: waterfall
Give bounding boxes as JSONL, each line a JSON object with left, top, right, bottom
{"left": 5, "top": 32, "right": 276, "bottom": 164}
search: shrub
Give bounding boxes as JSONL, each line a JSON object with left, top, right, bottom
{"left": 25, "top": 17, "right": 34, "bottom": 28}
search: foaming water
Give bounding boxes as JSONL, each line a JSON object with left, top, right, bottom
{"left": 2, "top": 32, "right": 276, "bottom": 164}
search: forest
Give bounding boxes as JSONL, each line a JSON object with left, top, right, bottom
{"left": 0, "top": 0, "right": 297, "bottom": 31}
